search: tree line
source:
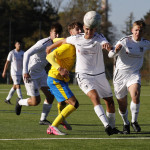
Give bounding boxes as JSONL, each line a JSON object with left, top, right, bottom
{"left": 0, "top": 0, "right": 150, "bottom": 83}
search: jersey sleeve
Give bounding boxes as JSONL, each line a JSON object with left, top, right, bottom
{"left": 96, "top": 33, "right": 109, "bottom": 45}
{"left": 66, "top": 36, "right": 76, "bottom": 45}
{"left": 54, "top": 44, "right": 73, "bottom": 59}
{"left": 23, "top": 41, "right": 44, "bottom": 74}
{"left": 7, "top": 51, "right": 12, "bottom": 62}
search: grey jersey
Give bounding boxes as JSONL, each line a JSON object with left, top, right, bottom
{"left": 23, "top": 37, "right": 52, "bottom": 79}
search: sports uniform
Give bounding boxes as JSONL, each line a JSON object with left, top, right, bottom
{"left": 114, "top": 35, "right": 150, "bottom": 99}
{"left": 23, "top": 37, "right": 52, "bottom": 96}
{"left": 46, "top": 41, "right": 76, "bottom": 102}
{"left": 8, "top": 49, "right": 24, "bottom": 84}
{"left": 66, "top": 33, "right": 113, "bottom": 98}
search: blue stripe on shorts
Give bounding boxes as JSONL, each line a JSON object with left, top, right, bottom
{"left": 47, "top": 77, "right": 74, "bottom": 102}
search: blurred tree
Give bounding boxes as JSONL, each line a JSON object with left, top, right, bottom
{"left": 122, "top": 12, "right": 134, "bottom": 36}
{"left": 0, "top": 0, "right": 59, "bottom": 77}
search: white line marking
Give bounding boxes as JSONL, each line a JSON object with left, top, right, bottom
{"left": 0, "top": 137, "right": 150, "bottom": 141}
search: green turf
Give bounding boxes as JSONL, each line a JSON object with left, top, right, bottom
{"left": 0, "top": 84, "right": 150, "bottom": 150}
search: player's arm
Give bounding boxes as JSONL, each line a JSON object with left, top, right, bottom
{"left": 46, "top": 39, "right": 67, "bottom": 54}
{"left": 102, "top": 43, "right": 112, "bottom": 51}
{"left": 108, "top": 44, "right": 122, "bottom": 58}
{"left": 2, "top": 60, "right": 10, "bottom": 78}
{"left": 46, "top": 50, "right": 69, "bottom": 78}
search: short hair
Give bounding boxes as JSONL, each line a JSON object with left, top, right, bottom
{"left": 14, "top": 40, "right": 21, "bottom": 45}
{"left": 68, "top": 21, "right": 83, "bottom": 32}
{"left": 133, "top": 20, "right": 146, "bottom": 29}
{"left": 50, "top": 23, "right": 63, "bottom": 35}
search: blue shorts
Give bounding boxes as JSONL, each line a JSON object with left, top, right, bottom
{"left": 47, "top": 77, "right": 74, "bottom": 102}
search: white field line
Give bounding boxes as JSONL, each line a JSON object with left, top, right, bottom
{"left": 0, "top": 137, "right": 150, "bottom": 141}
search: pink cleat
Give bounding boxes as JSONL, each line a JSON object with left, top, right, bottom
{"left": 61, "top": 120, "right": 72, "bottom": 130}
{"left": 47, "top": 126, "right": 66, "bottom": 135}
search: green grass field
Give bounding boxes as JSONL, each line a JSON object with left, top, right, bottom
{"left": 0, "top": 84, "right": 150, "bottom": 150}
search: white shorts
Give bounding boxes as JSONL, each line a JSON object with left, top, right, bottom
{"left": 76, "top": 73, "right": 113, "bottom": 98}
{"left": 11, "top": 75, "right": 22, "bottom": 85}
{"left": 24, "top": 73, "right": 48, "bottom": 96}
{"left": 113, "top": 69, "right": 141, "bottom": 99}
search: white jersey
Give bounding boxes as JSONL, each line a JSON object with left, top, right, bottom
{"left": 7, "top": 49, "right": 24, "bottom": 76}
{"left": 23, "top": 37, "right": 53, "bottom": 79}
{"left": 115, "top": 35, "right": 150, "bottom": 72}
{"left": 66, "top": 33, "right": 108, "bottom": 74}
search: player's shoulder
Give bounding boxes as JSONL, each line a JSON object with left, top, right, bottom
{"left": 37, "top": 37, "right": 51, "bottom": 45}
{"left": 9, "top": 49, "right": 15, "bottom": 54}
{"left": 119, "top": 35, "right": 132, "bottom": 42}
{"left": 142, "top": 38, "right": 150, "bottom": 43}
{"left": 94, "top": 32, "right": 105, "bottom": 39}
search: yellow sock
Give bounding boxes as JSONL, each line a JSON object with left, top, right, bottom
{"left": 57, "top": 103, "right": 66, "bottom": 114}
{"left": 52, "top": 104, "right": 76, "bottom": 127}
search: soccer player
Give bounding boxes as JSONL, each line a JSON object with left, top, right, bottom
{"left": 15, "top": 23, "right": 62, "bottom": 125}
{"left": 46, "top": 21, "right": 82, "bottom": 135}
{"left": 2, "top": 41, "right": 24, "bottom": 104}
{"left": 108, "top": 20, "right": 150, "bottom": 134}
{"left": 46, "top": 11, "right": 121, "bottom": 135}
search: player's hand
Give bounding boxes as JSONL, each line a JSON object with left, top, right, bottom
{"left": 24, "top": 73, "right": 31, "bottom": 83}
{"left": 115, "top": 44, "right": 122, "bottom": 53}
{"left": 58, "top": 67, "right": 69, "bottom": 78}
{"left": 102, "top": 43, "right": 112, "bottom": 51}
{"left": 2, "top": 72, "right": 6, "bottom": 78}
{"left": 46, "top": 46, "right": 51, "bottom": 55}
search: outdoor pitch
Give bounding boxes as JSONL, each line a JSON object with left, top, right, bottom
{"left": 0, "top": 84, "right": 150, "bottom": 150}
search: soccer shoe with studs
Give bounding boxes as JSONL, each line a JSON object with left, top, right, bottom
{"left": 15, "top": 98, "right": 22, "bottom": 115}
{"left": 123, "top": 123, "right": 130, "bottom": 134}
{"left": 47, "top": 126, "right": 66, "bottom": 135}
{"left": 131, "top": 121, "right": 141, "bottom": 132}
{"left": 39, "top": 119, "right": 51, "bottom": 125}
{"left": 4, "top": 99, "right": 12, "bottom": 105}
{"left": 61, "top": 120, "right": 72, "bottom": 130}
{"left": 112, "top": 127, "right": 123, "bottom": 134}
{"left": 105, "top": 125, "right": 113, "bottom": 136}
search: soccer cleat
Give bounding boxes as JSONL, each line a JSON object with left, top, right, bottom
{"left": 15, "top": 98, "right": 22, "bottom": 115}
{"left": 112, "top": 127, "right": 123, "bottom": 134}
{"left": 123, "top": 123, "right": 130, "bottom": 134}
{"left": 39, "top": 119, "right": 51, "bottom": 125}
{"left": 105, "top": 125, "right": 113, "bottom": 136}
{"left": 61, "top": 120, "right": 72, "bottom": 130}
{"left": 131, "top": 121, "right": 141, "bottom": 132}
{"left": 4, "top": 99, "right": 12, "bottom": 105}
{"left": 47, "top": 126, "right": 66, "bottom": 135}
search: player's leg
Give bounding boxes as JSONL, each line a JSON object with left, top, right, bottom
{"left": 5, "top": 75, "right": 17, "bottom": 104}
{"left": 128, "top": 83, "right": 141, "bottom": 132}
{"left": 15, "top": 78, "right": 41, "bottom": 115}
{"left": 57, "top": 101, "right": 72, "bottom": 130}
{"left": 15, "top": 75, "right": 23, "bottom": 99}
{"left": 87, "top": 89, "right": 113, "bottom": 135}
{"left": 76, "top": 73, "right": 112, "bottom": 135}
{"left": 117, "top": 96, "right": 130, "bottom": 134}
{"left": 47, "top": 77, "right": 78, "bottom": 135}
{"left": 47, "top": 96, "right": 79, "bottom": 135}
{"left": 39, "top": 86, "right": 54, "bottom": 125}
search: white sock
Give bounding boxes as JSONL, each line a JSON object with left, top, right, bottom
{"left": 6, "top": 87, "right": 16, "bottom": 100}
{"left": 16, "top": 88, "right": 23, "bottom": 99}
{"left": 130, "top": 101, "right": 140, "bottom": 123}
{"left": 94, "top": 104, "right": 109, "bottom": 127}
{"left": 18, "top": 98, "right": 29, "bottom": 106}
{"left": 106, "top": 112, "right": 115, "bottom": 128}
{"left": 40, "top": 101, "right": 52, "bottom": 121}
{"left": 118, "top": 108, "right": 130, "bottom": 125}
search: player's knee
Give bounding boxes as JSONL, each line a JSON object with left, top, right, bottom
{"left": 74, "top": 100, "right": 79, "bottom": 109}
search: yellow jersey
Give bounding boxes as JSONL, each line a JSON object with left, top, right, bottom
{"left": 46, "top": 40, "right": 76, "bottom": 82}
